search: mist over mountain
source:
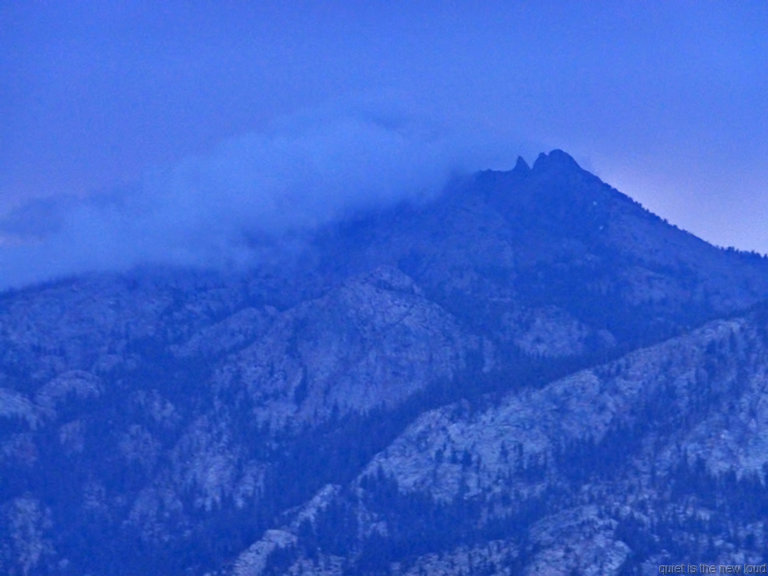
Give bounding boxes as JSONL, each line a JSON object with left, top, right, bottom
{"left": 2, "top": 151, "right": 768, "bottom": 575}
{"left": 0, "top": 113, "right": 514, "bottom": 291}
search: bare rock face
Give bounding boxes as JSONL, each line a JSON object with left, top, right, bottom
{"left": 213, "top": 266, "right": 478, "bottom": 431}
{"left": 3, "top": 151, "right": 768, "bottom": 575}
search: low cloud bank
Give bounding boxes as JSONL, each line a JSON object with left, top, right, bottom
{"left": 0, "top": 112, "right": 511, "bottom": 290}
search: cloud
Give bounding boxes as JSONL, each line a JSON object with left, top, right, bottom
{"left": 0, "top": 110, "right": 511, "bottom": 290}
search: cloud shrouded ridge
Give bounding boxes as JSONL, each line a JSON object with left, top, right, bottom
{"left": 0, "top": 113, "right": 508, "bottom": 290}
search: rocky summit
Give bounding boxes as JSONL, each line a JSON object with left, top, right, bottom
{"left": 2, "top": 151, "right": 768, "bottom": 575}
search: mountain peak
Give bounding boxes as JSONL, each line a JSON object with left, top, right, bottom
{"left": 513, "top": 156, "right": 531, "bottom": 174}
{"left": 533, "top": 149, "right": 582, "bottom": 172}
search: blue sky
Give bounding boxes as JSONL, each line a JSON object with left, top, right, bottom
{"left": 1, "top": 2, "right": 767, "bottom": 286}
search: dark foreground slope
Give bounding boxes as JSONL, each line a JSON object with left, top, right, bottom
{"left": 0, "top": 151, "right": 767, "bottom": 575}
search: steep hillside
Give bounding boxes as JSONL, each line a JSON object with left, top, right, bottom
{"left": 1, "top": 151, "right": 767, "bottom": 575}
{"left": 316, "top": 151, "right": 768, "bottom": 346}
{"left": 236, "top": 305, "right": 768, "bottom": 574}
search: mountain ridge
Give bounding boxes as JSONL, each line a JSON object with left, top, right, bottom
{"left": 1, "top": 150, "right": 767, "bottom": 575}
